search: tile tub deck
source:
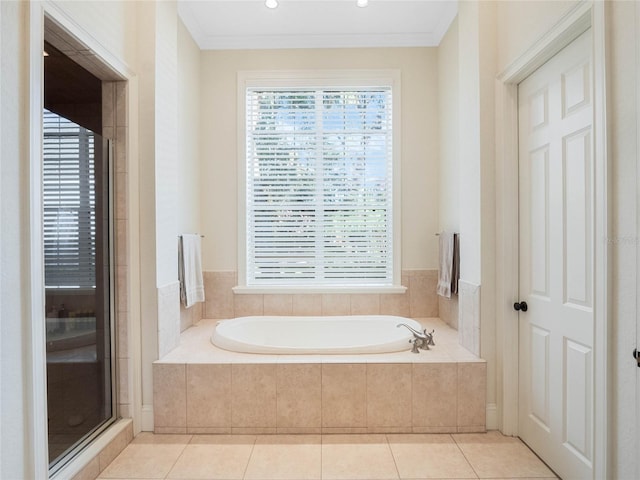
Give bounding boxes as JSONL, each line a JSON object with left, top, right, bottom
{"left": 153, "top": 317, "right": 486, "bottom": 435}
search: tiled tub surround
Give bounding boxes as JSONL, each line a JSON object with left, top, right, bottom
{"left": 203, "top": 270, "right": 439, "bottom": 320}
{"left": 153, "top": 318, "right": 486, "bottom": 435}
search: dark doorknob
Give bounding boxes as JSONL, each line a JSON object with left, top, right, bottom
{"left": 513, "top": 301, "right": 528, "bottom": 312}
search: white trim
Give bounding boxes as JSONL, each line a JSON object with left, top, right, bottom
{"left": 197, "top": 32, "right": 444, "bottom": 51}
{"left": 591, "top": 3, "right": 609, "bottom": 479}
{"left": 637, "top": 0, "right": 640, "bottom": 473}
{"left": 233, "top": 285, "right": 407, "bottom": 295}
{"left": 495, "top": 1, "right": 608, "bottom": 478}
{"left": 141, "top": 404, "right": 155, "bottom": 432}
{"left": 486, "top": 403, "right": 498, "bottom": 430}
{"left": 41, "top": 0, "right": 134, "bottom": 79}
{"left": 28, "top": 0, "right": 142, "bottom": 472}
{"left": 27, "top": 3, "right": 49, "bottom": 478}
{"left": 0, "top": 1, "right": 3, "bottom": 471}
{"left": 237, "top": 69, "right": 402, "bottom": 293}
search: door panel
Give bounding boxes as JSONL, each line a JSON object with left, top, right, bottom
{"left": 518, "top": 29, "right": 594, "bottom": 480}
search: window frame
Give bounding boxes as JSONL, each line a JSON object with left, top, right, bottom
{"left": 236, "top": 70, "right": 403, "bottom": 294}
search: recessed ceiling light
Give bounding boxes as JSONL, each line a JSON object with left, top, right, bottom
{"left": 356, "top": 0, "right": 369, "bottom": 7}
{"left": 265, "top": 0, "right": 278, "bottom": 9}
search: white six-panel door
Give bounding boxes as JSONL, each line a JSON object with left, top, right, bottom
{"left": 518, "top": 30, "right": 594, "bottom": 480}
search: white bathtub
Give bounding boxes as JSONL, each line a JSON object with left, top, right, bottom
{"left": 211, "top": 315, "right": 423, "bottom": 354}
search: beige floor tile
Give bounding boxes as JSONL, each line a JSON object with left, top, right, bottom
{"left": 244, "top": 435, "right": 321, "bottom": 480}
{"left": 387, "top": 434, "right": 478, "bottom": 479}
{"left": 99, "top": 443, "right": 187, "bottom": 479}
{"left": 453, "top": 433, "right": 555, "bottom": 478}
{"left": 321, "top": 434, "right": 399, "bottom": 480}
{"left": 167, "top": 435, "right": 255, "bottom": 479}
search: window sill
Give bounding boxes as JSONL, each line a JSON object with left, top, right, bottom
{"left": 232, "top": 285, "right": 407, "bottom": 295}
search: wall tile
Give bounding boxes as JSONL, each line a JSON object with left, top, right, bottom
{"left": 439, "top": 294, "right": 459, "bottom": 330}
{"left": 234, "top": 294, "right": 264, "bottom": 317}
{"left": 321, "top": 294, "right": 350, "bottom": 316}
{"left": 292, "top": 295, "right": 322, "bottom": 316}
{"left": 457, "top": 362, "right": 486, "bottom": 429}
{"left": 118, "top": 358, "right": 129, "bottom": 404}
{"left": 379, "top": 292, "right": 410, "bottom": 317}
{"left": 412, "top": 363, "right": 457, "bottom": 428}
{"left": 117, "top": 311, "right": 129, "bottom": 359}
{"left": 115, "top": 219, "right": 128, "bottom": 267}
{"left": 264, "top": 294, "right": 293, "bottom": 316}
{"left": 321, "top": 364, "right": 366, "bottom": 427}
{"left": 115, "top": 81, "right": 127, "bottom": 127}
{"left": 115, "top": 172, "right": 127, "bottom": 220}
{"left": 231, "top": 364, "right": 276, "bottom": 427}
{"left": 186, "top": 364, "right": 231, "bottom": 428}
{"left": 350, "top": 294, "right": 380, "bottom": 315}
{"left": 367, "top": 364, "right": 412, "bottom": 427}
{"left": 277, "top": 364, "right": 321, "bottom": 428}
{"left": 458, "top": 281, "right": 481, "bottom": 355}
{"left": 204, "top": 271, "right": 235, "bottom": 319}
{"left": 158, "top": 283, "right": 181, "bottom": 358}
{"left": 153, "top": 364, "right": 186, "bottom": 428}
{"left": 115, "top": 126, "right": 127, "bottom": 173}
{"left": 116, "top": 268, "right": 128, "bottom": 314}
{"left": 102, "top": 82, "right": 114, "bottom": 128}
{"left": 408, "top": 270, "right": 439, "bottom": 317}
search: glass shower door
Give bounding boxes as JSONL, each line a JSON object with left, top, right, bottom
{"left": 43, "top": 109, "right": 115, "bottom": 469}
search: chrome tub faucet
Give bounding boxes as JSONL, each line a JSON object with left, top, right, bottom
{"left": 396, "top": 323, "right": 435, "bottom": 353}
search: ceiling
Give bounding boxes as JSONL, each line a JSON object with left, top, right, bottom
{"left": 178, "top": 0, "right": 458, "bottom": 50}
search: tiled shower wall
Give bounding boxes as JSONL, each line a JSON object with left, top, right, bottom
{"left": 202, "top": 270, "right": 439, "bottom": 319}
{"left": 103, "top": 81, "right": 131, "bottom": 418}
{"left": 439, "top": 294, "right": 459, "bottom": 330}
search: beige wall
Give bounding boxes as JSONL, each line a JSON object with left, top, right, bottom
{"left": 1, "top": 2, "right": 32, "bottom": 477}
{"left": 438, "top": 17, "right": 460, "bottom": 234}
{"left": 200, "top": 47, "right": 440, "bottom": 272}
{"left": 607, "top": 1, "right": 640, "bottom": 477}
{"left": 496, "top": 0, "right": 578, "bottom": 72}
{"left": 54, "top": 0, "right": 138, "bottom": 69}
{"left": 177, "top": 18, "right": 203, "bottom": 331}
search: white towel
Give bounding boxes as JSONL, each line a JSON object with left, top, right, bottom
{"left": 437, "top": 232, "right": 455, "bottom": 298}
{"left": 179, "top": 234, "right": 205, "bottom": 308}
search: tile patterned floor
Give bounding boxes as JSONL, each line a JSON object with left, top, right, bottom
{"left": 98, "top": 431, "right": 558, "bottom": 480}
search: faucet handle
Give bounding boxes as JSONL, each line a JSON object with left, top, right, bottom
{"left": 424, "top": 329, "right": 435, "bottom": 346}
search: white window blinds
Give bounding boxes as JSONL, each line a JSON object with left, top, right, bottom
{"left": 245, "top": 87, "right": 394, "bottom": 286}
{"left": 43, "top": 109, "right": 96, "bottom": 289}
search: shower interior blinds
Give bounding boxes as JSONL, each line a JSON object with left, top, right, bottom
{"left": 43, "top": 109, "right": 96, "bottom": 289}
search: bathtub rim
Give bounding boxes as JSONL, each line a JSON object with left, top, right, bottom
{"left": 211, "top": 314, "right": 423, "bottom": 355}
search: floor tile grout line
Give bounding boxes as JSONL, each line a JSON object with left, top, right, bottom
{"left": 163, "top": 436, "right": 192, "bottom": 480}
{"left": 450, "top": 436, "right": 480, "bottom": 480}
{"left": 241, "top": 434, "right": 258, "bottom": 480}
{"left": 384, "top": 433, "right": 402, "bottom": 480}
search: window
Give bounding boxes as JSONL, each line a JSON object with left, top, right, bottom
{"left": 239, "top": 71, "right": 401, "bottom": 292}
{"left": 43, "top": 109, "right": 96, "bottom": 289}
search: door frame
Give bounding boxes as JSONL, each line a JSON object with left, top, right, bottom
{"left": 26, "top": 1, "right": 139, "bottom": 477}
{"left": 495, "top": 1, "right": 609, "bottom": 478}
